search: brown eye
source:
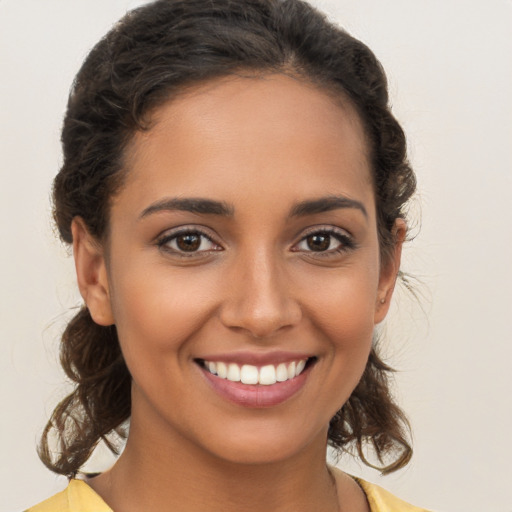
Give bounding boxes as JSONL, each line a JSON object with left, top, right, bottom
{"left": 306, "top": 233, "right": 331, "bottom": 251}
{"left": 158, "top": 229, "right": 221, "bottom": 255}
{"left": 176, "top": 233, "right": 201, "bottom": 252}
{"left": 293, "top": 228, "right": 354, "bottom": 255}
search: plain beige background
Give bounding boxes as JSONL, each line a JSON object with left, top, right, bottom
{"left": 1, "top": 1, "right": 511, "bottom": 510}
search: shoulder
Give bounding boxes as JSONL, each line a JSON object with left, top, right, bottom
{"left": 328, "top": 466, "right": 431, "bottom": 512}
{"left": 25, "top": 480, "right": 112, "bottom": 512}
{"left": 355, "top": 477, "right": 432, "bottom": 512}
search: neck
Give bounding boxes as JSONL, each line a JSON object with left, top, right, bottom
{"left": 90, "top": 421, "right": 340, "bottom": 512}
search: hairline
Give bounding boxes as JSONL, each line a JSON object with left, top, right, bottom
{"left": 100, "top": 68, "right": 376, "bottom": 247}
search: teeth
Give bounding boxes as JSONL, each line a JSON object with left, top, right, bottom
{"left": 217, "top": 362, "right": 227, "bottom": 379}
{"left": 276, "top": 363, "right": 288, "bottom": 382}
{"left": 240, "top": 364, "right": 259, "bottom": 384}
{"left": 203, "top": 358, "right": 309, "bottom": 385}
{"left": 227, "top": 363, "right": 240, "bottom": 382}
{"left": 259, "top": 365, "right": 276, "bottom": 385}
{"left": 287, "top": 361, "right": 296, "bottom": 379}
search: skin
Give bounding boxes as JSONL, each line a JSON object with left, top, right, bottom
{"left": 72, "top": 74, "right": 404, "bottom": 512}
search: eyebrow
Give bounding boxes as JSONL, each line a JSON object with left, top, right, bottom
{"left": 139, "top": 195, "right": 367, "bottom": 220}
{"left": 140, "top": 197, "right": 234, "bottom": 218}
{"left": 290, "top": 195, "right": 368, "bottom": 218}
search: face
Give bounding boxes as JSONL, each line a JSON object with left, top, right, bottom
{"left": 74, "top": 74, "right": 401, "bottom": 465}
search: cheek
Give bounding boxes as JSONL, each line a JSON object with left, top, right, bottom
{"left": 306, "top": 273, "right": 377, "bottom": 406}
{"left": 299, "top": 262, "right": 380, "bottom": 342}
{"left": 296, "top": 259, "right": 379, "bottom": 408}
{"left": 309, "top": 286, "right": 376, "bottom": 338}
{"left": 108, "top": 262, "right": 219, "bottom": 363}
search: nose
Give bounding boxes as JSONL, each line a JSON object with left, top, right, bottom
{"left": 219, "top": 249, "right": 302, "bottom": 338}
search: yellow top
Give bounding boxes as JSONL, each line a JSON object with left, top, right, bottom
{"left": 25, "top": 480, "right": 109, "bottom": 512}
{"left": 26, "top": 478, "right": 430, "bottom": 512}
{"left": 356, "top": 478, "right": 430, "bottom": 512}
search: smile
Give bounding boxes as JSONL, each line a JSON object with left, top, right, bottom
{"left": 201, "top": 359, "right": 308, "bottom": 386}
{"left": 196, "top": 355, "right": 316, "bottom": 407}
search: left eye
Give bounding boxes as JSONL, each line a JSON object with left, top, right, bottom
{"left": 158, "top": 231, "right": 220, "bottom": 253}
{"left": 294, "top": 230, "right": 351, "bottom": 253}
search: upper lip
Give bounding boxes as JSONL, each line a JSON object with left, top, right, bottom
{"left": 195, "top": 350, "right": 315, "bottom": 366}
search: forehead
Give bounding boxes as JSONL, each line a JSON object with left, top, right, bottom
{"left": 118, "top": 74, "right": 373, "bottom": 214}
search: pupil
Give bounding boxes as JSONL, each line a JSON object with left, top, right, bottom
{"left": 177, "top": 234, "right": 201, "bottom": 251}
{"left": 307, "top": 234, "right": 330, "bottom": 251}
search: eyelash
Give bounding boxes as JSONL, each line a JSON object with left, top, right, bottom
{"left": 292, "top": 227, "right": 356, "bottom": 257}
{"left": 156, "top": 226, "right": 356, "bottom": 257}
{"left": 156, "top": 227, "right": 221, "bottom": 256}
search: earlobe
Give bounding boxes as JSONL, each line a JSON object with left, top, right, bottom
{"left": 374, "top": 219, "right": 407, "bottom": 324}
{"left": 71, "top": 218, "right": 114, "bottom": 326}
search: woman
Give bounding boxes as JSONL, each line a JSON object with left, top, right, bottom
{"left": 27, "top": 0, "right": 427, "bottom": 510}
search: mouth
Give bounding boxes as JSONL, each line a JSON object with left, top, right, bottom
{"left": 196, "top": 357, "right": 316, "bottom": 386}
{"left": 196, "top": 356, "right": 316, "bottom": 407}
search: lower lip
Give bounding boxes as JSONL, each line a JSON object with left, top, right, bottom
{"left": 200, "top": 364, "right": 311, "bottom": 408}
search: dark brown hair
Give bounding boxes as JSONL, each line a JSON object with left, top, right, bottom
{"left": 40, "top": 0, "right": 416, "bottom": 477}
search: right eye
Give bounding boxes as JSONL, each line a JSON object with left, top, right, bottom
{"left": 157, "top": 229, "right": 222, "bottom": 255}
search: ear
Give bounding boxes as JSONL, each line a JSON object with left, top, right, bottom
{"left": 374, "top": 218, "right": 406, "bottom": 324}
{"left": 71, "top": 217, "right": 114, "bottom": 326}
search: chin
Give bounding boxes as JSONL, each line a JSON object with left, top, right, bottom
{"left": 189, "top": 418, "right": 329, "bottom": 467}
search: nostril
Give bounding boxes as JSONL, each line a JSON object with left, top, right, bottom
{"left": 218, "top": 276, "right": 302, "bottom": 338}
